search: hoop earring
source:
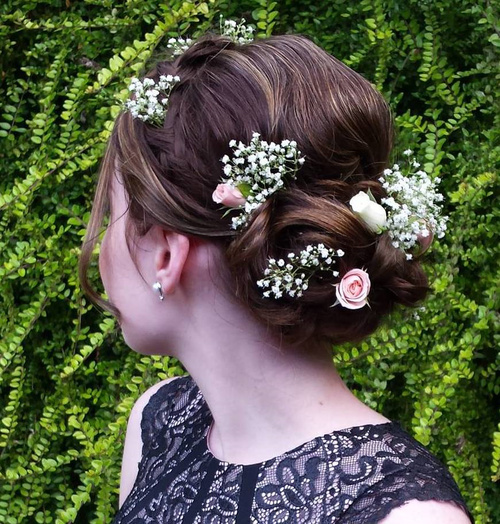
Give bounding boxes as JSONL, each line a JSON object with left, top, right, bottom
{"left": 153, "top": 281, "right": 164, "bottom": 301}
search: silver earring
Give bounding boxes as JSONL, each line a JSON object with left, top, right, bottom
{"left": 153, "top": 281, "right": 164, "bottom": 301}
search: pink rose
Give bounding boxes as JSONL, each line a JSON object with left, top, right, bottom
{"left": 212, "top": 183, "right": 246, "bottom": 207}
{"left": 334, "top": 268, "right": 371, "bottom": 309}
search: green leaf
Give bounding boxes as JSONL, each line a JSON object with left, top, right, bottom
{"left": 366, "top": 188, "right": 377, "bottom": 202}
{"left": 236, "top": 182, "right": 252, "bottom": 198}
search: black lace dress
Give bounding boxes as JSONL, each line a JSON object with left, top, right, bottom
{"left": 113, "top": 375, "right": 473, "bottom": 523}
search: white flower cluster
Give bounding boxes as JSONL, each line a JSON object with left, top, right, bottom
{"left": 256, "top": 244, "right": 345, "bottom": 299}
{"left": 166, "top": 36, "right": 193, "bottom": 56}
{"left": 379, "top": 149, "right": 449, "bottom": 259}
{"left": 166, "top": 17, "right": 255, "bottom": 58}
{"left": 220, "top": 132, "right": 306, "bottom": 229}
{"left": 125, "top": 75, "right": 180, "bottom": 126}
{"left": 219, "top": 15, "right": 255, "bottom": 44}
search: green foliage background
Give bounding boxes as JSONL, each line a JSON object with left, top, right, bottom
{"left": 0, "top": 0, "right": 498, "bottom": 522}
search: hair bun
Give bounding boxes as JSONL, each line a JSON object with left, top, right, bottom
{"left": 225, "top": 186, "right": 431, "bottom": 348}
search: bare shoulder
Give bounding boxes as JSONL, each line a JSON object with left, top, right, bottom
{"left": 118, "top": 376, "right": 183, "bottom": 509}
{"left": 378, "top": 499, "right": 472, "bottom": 524}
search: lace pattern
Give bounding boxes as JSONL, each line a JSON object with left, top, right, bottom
{"left": 113, "top": 375, "right": 473, "bottom": 523}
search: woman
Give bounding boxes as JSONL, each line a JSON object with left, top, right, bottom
{"left": 79, "top": 30, "right": 473, "bottom": 523}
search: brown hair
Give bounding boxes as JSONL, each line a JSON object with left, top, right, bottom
{"left": 79, "top": 32, "right": 430, "bottom": 350}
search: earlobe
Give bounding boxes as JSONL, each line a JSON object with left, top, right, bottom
{"left": 154, "top": 230, "right": 190, "bottom": 296}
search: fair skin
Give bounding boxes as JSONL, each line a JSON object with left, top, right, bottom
{"left": 101, "top": 174, "right": 470, "bottom": 523}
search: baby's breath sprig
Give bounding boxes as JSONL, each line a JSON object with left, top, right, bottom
{"left": 166, "top": 36, "right": 193, "bottom": 56}
{"left": 218, "top": 132, "right": 305, "bottom": 229}
{"left": 256, "top": 244, "right": 345, "bottom": 299}
{"left": 219, "top": 15, "right": 255, "bottom": 44}
{"left": 379, "top": 150, "right": 449, "bottom": 259}
{"left": 165, "top": 18, "right": 255, "bottom": 59}
{"left": 124, "top": 75, "right": 180, "bottom": 126}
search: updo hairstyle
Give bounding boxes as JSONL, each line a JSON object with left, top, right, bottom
{"left": 79, "top": 32, "right": 430, "bottom": 350}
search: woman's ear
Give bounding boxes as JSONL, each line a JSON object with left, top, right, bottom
{"left": 154, "top": 229, "right": 190, "bottom": 295}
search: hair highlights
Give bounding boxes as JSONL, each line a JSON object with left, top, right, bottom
{"left": 79, "top": 32, "right": 430, "bottom": 349}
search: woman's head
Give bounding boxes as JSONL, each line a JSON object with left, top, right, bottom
{"left": 79, "top": 32, "right": 430, "bottom": 352}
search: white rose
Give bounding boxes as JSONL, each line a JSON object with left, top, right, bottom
{"left": 349, "top": 191, "right": 387, "bottom": 233}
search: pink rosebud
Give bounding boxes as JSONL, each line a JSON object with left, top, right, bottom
{"left": 334, "top": 268, "right": 371, "bottom": 310}
{"left": 212, "top": 183, "right": 246, "bottom": 207}
{"left": 415, "top": 219, "right": 434, "bottom": 255}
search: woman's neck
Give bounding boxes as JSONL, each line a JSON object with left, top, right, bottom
{"left": 167, "top": 295, "right": 388, "bottom": 465}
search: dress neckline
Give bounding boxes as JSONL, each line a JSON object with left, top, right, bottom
{"left": 170, "top": 374, "right": 399, "bottom": 468}
{"left": 199, "top": 398, "right": 397, "bottom": 468}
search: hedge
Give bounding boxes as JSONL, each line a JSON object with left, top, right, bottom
{"left": 0, "top": 0, "right": 498, "bottom": 522}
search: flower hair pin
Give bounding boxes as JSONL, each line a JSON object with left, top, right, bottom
{"left": 349, "top": 149, "right": 448, "bottom": 260}
{"left": 166, "top": 36, "right": 193, "bottom": 56}
{"left": 219, "top": 15, "right": 255, "bottom": 44}
{"left": 257, "top": 244, "right": 372, "bottom": 310}
{"left": 124, "top": 74, "right": 180, "bottom": 126}
{"left": 212, "top": 132, "right": 306, "bottom": 229}
{"left": 166, "top": 17, "right": 255, "bottom": 57}
{"left": 257, "top": 244, "right": 345, "bottom": 298}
